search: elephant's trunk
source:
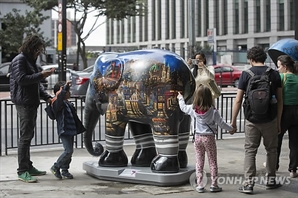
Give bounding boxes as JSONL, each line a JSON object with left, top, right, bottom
{"left": 83, "top": 89, "right": 104, "bottom": 156}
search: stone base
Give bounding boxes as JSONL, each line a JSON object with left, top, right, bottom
{"left": 83, "top": 161, "right": 195, "bottom": 187}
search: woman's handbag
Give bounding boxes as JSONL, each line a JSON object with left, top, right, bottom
{"left": 195, "top": 65, "right": 221, "bottom": 99}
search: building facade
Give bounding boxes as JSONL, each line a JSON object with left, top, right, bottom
{"left": 106, "top": 0, "right": 295, "bottom": 64}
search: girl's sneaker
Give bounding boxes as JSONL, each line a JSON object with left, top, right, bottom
{"left": 210, "top": 185, "right": 222, "bottom": 192}
{"left": 195, "top": 186, "right": 205, "bottom": 193}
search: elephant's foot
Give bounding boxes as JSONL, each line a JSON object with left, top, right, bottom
{"left": 150, "top": 155, "right": 179, "bottom": 173}
{"left": 131, "top": 147, "right": 157, "bottom": 167}
{"left": 98, "top": 150, "right": 128, "bottom": 167}
{"left": 178, "top": 150, "right": 188, "bottom": 168}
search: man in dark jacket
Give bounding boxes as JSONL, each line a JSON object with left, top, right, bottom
{"left": 10, "top": 35, "right": 54, "bottom": 183}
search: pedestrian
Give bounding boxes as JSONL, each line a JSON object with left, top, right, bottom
{"left": 187, "top": 52, "right": 221, "bottom": 135}
{"left": 276, "top": 54, "right": 298, "bottom": 178}
{"left": 231, "top": 46, "right": 283, "bottom": 194}
{"left": 72, "top": 63, "right": 78, "bottom": 71}
{"left": 50, "top": 80, "right": 86, "bottom": 179}
{"left": 9, "top": 34, "right": 54, "bottom": 183}
{"left": 177, "top": 84, "right": 235, "bottom": 193}
{"left": 187, "top": 52, "right": 221, "bottom": 99}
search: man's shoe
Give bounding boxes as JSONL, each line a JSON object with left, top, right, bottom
{"left": 290, "top": 171, "right": 298, "bottom": 178}
{"left": 50, "top": 166, "right": 62, "bottom": 179}
{"left": 266, "top": 181, "right": 282, "bottom": 190}
{"left": 238, "top": 184, "right": 253, "bottom": 194}
{"left": 61, "top": 171, "right": 74, "bottom": 179}
{"left": 18, "top": 171, "right": 37, "bottom": 183}
{"left": 210, "top": 185, "right": 222, "bottom": 192}
{"left": 28, "top": 167, "right": 47, "bottom": 176}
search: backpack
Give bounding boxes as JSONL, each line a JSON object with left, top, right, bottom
{"left": 44, "top": 104, "right": 56, "bottom": 120}
{"left": 242, "top": 67, "right": 277, "bottom": 123}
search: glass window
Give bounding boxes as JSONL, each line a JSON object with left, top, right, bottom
{"left": 157, "top": 0, "right": 162, "bottom": 40}
{"left": 265, "top": 0, "right": 271, "bottom": 32}
{"left": 223, "top": 0, "right": 228, "bottom": 35}
{"left": 214, "top": 67, "right": 222, "bottom": 73}
{"left": 82, "top": 65, "right": 94, "bottom": 72}
{"left": 244, "top": 0, "right": 248, "bottom": 33}
{"left": 256, "top": 0, "right": 261, "bottom": 33}
{"left": 171, "top": 0, "right": 176, "bottom": 39}
{"left": 127, "top": 17, "right": 131, "bottom": 43}
{"left": 151, "top": 0, "right": 156, "bottom": 41}
{"left": 144, "top": 0, "right": 148, "bottom": 41}
{"left": 289, "top": 0, "right": 294, "bottom": 30}
{"left": 278, "top": 0, "right": 285, "bottom": 31}
{"left": 234, "top": 0, "right": 239, "bottom": 34}
{"left": 180, "top": 0, "right": 185, "bottom": 38}
{"left": 0, "top": 65, "right": 9, "bottom": 74}
{"left": 222, "top": 66, "right": 233, "bottom": 72}
{"left": 165, "top": 0, "right": 169, "bottom": 39}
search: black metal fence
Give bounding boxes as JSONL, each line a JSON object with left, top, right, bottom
{"left": 0, "top": 92, "right": 245, "bottom": 156}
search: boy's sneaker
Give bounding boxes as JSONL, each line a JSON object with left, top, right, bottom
{"left": 195, "top": 186, "right": 205, "bottom": 193}
{"left": 210, "top": 185, "right": 222, "bottom": 192}
{"left": 266, "top": 181, "right": 282, "bottom": 190}
{"left": 50, "top": 166, "right": 62, "bottom": 179}
{"left": 28, "top": 167, "right": 47, "bottom": 176}
{"left": 61, "top": 171, "right": 74, "bottom": 179}
{"left": 18, "top": 171, "right": 37, "bottom": 183}
{"left": 238, "top": 184, "right": 253, "bottom": 194}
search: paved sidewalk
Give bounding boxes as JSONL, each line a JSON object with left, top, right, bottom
{"left": 0, "top": 136, "right": 297, "bottom": 198}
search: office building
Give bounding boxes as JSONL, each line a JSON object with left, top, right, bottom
{"left": 106, "top": 0, "right": 295, "bottom": 64}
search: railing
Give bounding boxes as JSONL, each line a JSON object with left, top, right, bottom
{"left": 0, "top": 92, "right": 245, "bottom": 156}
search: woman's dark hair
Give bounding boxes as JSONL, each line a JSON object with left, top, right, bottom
{"left": 18, "top": 35, "right": 45, "bottom": 57}
{"left": 54, "top": 81, "right": 65, "bottom": 94}
{"left": 192, "top": 84, "right": 213, "bottom": 111}
{"left": 193, "top": 52, "right": 207, "bottom": 65}
{"left": 277, "top": 55, "right": 298, "bottom": 74}
{"left": 247, "top": 46, "right": 267, "bottom": 63}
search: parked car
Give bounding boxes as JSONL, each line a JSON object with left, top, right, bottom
{"left": 213, "top": 65, "right": 242, "bottom": 87}
{"left": 0, "top": 62, "right": 11, "bottom": 91}
{"left": 0, "top": 62, "right": 48, "bottom": 91}
{"left": 42, "top": 64, "right": 73, "bottom": 90}
{"left": 70, "top": 65, "right": 94, "bottom": 96}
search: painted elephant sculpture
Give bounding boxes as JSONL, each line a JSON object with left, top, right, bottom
{"left": 83, "top": 49, "right": 196, "bottom": 173}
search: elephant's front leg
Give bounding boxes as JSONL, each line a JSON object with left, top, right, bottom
{"left": 129, "top": 122, "right": 157, "bottom": 167}
{"left": 98, "top": 122, "right": 128, "bottom": 167}
{"left": 150, "top": 112, "right": 189, "bottom": 173}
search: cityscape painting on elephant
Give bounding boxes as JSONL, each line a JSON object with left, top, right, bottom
{"left": 83, "top": 49, "right": 196, "bottom": 186}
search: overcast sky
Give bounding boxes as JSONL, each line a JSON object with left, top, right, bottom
{"left": 52, "top": 10, "right": 106, "bottom": 46}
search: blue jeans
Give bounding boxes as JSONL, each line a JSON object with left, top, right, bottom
{"left": 54, "top": 135, "right": 74, "bottom": 172}
{"left": 16, "top": 105, "right": 38, "bottom": 175}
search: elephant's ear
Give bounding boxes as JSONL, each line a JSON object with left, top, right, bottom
{"left": 102, "top": 58, "right": 124, "bottom": 91}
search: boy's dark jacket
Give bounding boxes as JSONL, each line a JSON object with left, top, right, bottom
{"left": 51, "top": 84, "right": 85, "bottom": 136}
